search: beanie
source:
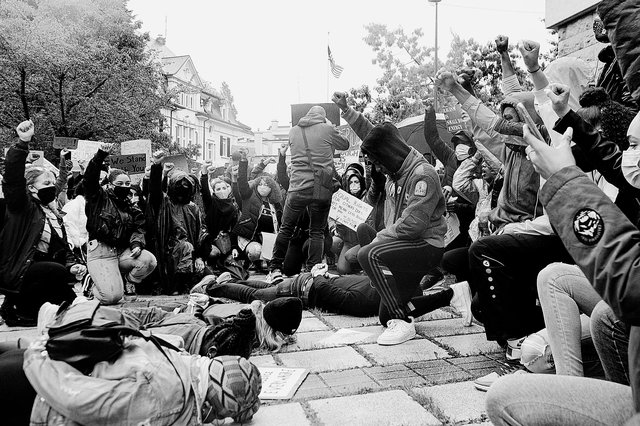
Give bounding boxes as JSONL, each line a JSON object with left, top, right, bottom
{"left": 200, "top": 308, "right": 256, "bottom": 359}
{"left": 263, "top": 297, "right": 303, "bottom": 335}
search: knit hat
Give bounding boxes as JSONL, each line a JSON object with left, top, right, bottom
{"left": 206, "top": 355, "right": 262, "bottom": 423}
{"left": 345, "top": 162, "right": 365, "bottom": 178}
{"left": 579, "top": 87, "right": 636, "bottom": 150}
{"left": 263, "top": 297, "right": 303, "bottom": 335}
{"left": 361, "top": 122, "right": 411, "bottom": 174}
{"left": 200, "top": 308, "right": 256, "bottom": 359}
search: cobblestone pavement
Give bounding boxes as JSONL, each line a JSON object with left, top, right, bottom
{"left": 0, "top": 284, "right": 504, "bottom": 425}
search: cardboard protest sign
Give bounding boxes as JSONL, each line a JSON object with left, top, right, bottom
{"left": 258, "top": 367, "right": 309, "bottom": 400}
{"left": 107, "top": 154, "right": 147, "bottom": 174}
{"left": 72, "top": 140, "right": 102, "bottom": 164}
{"left": 329, "top": 189, "right": 374, "bottom": 232}
{"left": 260, "top": 232, "right": 276, "bottom": 261}
{"left": 53, "top": 137, "right": 79, "bottom": 150}
{"left": 442, "top": 104, "right": 469, "bottom": 133}
{"left": 291, "top": 103, "right": 340, "bottom": 127}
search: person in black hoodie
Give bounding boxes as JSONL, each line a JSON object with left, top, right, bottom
{"left": 84, "top": 144, "right": 156, "bottom": 304}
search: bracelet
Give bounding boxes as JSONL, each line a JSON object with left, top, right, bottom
{"left": 528, "top": 65, "right": 541, "bottom": 74}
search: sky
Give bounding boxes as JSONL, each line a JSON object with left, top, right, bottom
{"left": 127, "top": 0, "right": 550, "bottom": 131}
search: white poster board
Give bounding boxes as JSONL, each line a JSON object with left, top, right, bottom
{"left": 328, "top": 189, "right": 373, "bottom": 232}
{"left": 121, "top": 139, "right": 152, "bottom": 164}
{"left": 444, "top": 212, "right": 461, "bottom": 247}
{"left": 260, "top": 232, "right": 276, "bottom": 261}
{"left": 258, "top": 367, "right": 309, "bottom": 400}
{"left": 71, "top": 140, "right": 102, "bottom": 164}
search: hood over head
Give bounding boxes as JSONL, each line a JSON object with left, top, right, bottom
{"left": 344, "top": 162, "right": 365, "bottom": 178}
{"left": 168, "top": 170, "right": 198, "bottom": 203}
{"left": 360, "top": 122, "right": 411, "bottom": 174}
{"left": 500, "top": 91, "right": 544, "bottom": 126}
{"left": 342, "top": 171, "right": 366, "bottom": 198}
{"left": 298, "top": 106, "right": 327, "bottom": 127}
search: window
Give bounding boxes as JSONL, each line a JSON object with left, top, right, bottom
{"left": 175, "top": 125, "right": 181, "bottom": 144}
{"left": 219, "top": 135, "right": 224, "bottom": 157}
{"left": 207, "top": 143, "right": 214, "bottom": 161}
{"left": 189, "top": 128, "right": 194, "bottom": 145}
{"left": 227, "top": 138, "right": 231, "bottom": 156}
{"left": 195, "top": 131, "right": 198, "bottom": 146}
{"left": 219, "top": 135, "right": 231, "bottom": 157}
{"left": 220, "top": 104, "right": 229, "bottom": 121}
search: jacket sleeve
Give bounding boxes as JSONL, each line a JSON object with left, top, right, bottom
{"left": 23, "top": 344, "right": 169, "bottom": 425}
{"left": 541, "top": 165, "right": 640, "bottom": 325}
{"left": 237, "top": 159, "right": 252, "bottom": 200}
{"left": 83, "top": 149, "right": 109, "bottom": 203}
{"left": 327, "top": 125, "right": 350, "bottom": 151}
{"left": 250, "top": 160, "right": 267, "bottom": 180}
{"left": 341, "top": 107, "right": 374, "bottom": 142}
{"left": 277, "top": 153, "right": 290, "bottom": 191}
{"left": 423, "top": 106, "right": 457, "bottom": 187}
{"left": 554, "top": 110, "right": 640, "bottom": 193}
{"left": 3, "top": 141, "right": 30, "bottom": 214}
{"left": 598, "top": 0, "right": 640, "bottom": 102}
{"left": 200, "top": 172, "right": 212, "bottom": 207}
{"left": 377, "top": 172, "right": 443, "bottom": 240}
{"left": 147, "top": 163, "right": 164, "bottom": 214}
{"left": 452, "top": 155, "right": 481, "bottom": 205}
{"left": 459, "top": 95, "right": 512, "bottom": 162}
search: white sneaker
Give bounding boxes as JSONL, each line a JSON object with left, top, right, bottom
{"left": 450, "top": 281, "right": 473, "bottom": 326}
{"left": 266, "top": 269, "right": 283, "bottom": 285}
{"left": 474, "top": 366, "right": 528, "bottom": 392}
{"left": 506, "top": 336, "right": 527, "bottom": 361}
{"left": 377, "top": 317, "right": 416, "bottom": 346}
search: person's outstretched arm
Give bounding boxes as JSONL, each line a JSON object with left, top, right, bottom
{"left": 3, "top": 121, "right": 33, "bottom": 213}
{"left": 332, "top": 92, "right": 374, "bottom": 141}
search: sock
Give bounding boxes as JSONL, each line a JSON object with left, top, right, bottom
{"left": 407, "top": 288, "right": 454, "bottom": 318}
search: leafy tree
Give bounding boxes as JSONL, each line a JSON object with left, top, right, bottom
{"left": 0, "top": 0, "right": 172, "bottom": 161}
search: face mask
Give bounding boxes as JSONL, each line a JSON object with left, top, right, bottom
{"left": 36, "top": 186, "right": 56, "bottom": 204}
{"left": 349, "top": 182, "right": 361, "bottom": 195}
{"left": 215, "top": 188, "right": 231, "bottom": 199}
{"left": 628, "top": 112, "right": 640, "bottom": 147}
{"left": 455, "top": 145, "right": 470, "bottom": 161}
{"left": 622, "top": 147, "right": 640, "bottom": 189}
{"left": 257, "top": 185, "right": 271, "bottom": 197}
{"left": 113, "top": 186, "right": 131, "bottom": 199}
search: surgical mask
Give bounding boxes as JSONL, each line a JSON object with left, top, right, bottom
{"left": 113, "top": 186, "right": 131, "bottom": 199}
{"left": 36, "top": 186, "right": 57, "bottom": 204}
{"left": 628, "top": 111, "right": 640, "bottom": 147}
{"left": 215, "top": 188, "right": 231, "bottom": 199}
{"left": 257, "top": 185, "right": 271, "bottom": 197}
{"left": 622, "top": 146, "right": 640, "bottom": 189}
{"left": 455, "top": 144, "right": 471, "bottom": 161}
{"left": 349, "top": 182, "right": 361, "bottom": 195}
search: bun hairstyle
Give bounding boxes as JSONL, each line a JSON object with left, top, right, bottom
{"left": 578, "top": 87, "right": 610, "bottom": 108}
{"left": 578, "top": 87, "right": 636, "bottom": 150}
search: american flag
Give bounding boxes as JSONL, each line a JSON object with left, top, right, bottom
{"left": 328, "top": 46, "right": 344, "bottom": 78}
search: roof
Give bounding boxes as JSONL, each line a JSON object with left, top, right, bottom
{"left": 195, "top": 112, "right": 254, "bottom": 134}
{"left": 161, "top": 55, "right": 190, "bottom": 76}
{"left": 148, "top": 38, "right": 176, "bottom": 58}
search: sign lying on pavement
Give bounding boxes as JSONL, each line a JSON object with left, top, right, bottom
{"left": 258, "top": 367, "right": 309, "bottom": 400}
{"left": 329, "top": 189, "right": 373, "bottom": 232}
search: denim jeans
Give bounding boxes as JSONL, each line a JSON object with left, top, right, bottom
{"left": 537, "top": 262, "right": 602, "bottom": 376}
{"left": 86, "top": 240, "right": 157, "bottom": 304}
{"left": 590, "top": 300, "right": 630, "bottom": 385}
{"left": 270, "top": 189, "right": 331, "bottom": 271}
{"left": 487, "top": 374, "right": 635, "bottom": 425}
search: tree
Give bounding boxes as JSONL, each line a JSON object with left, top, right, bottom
{"left": 0, "top": 0, "right": 172, "bottom": 160}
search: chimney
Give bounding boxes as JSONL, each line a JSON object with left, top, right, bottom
{"left": 156, "top": 35, "right": 166, "bottom": 46}
{"left": 270, "top": 120, "right": 278, "bottom": 130}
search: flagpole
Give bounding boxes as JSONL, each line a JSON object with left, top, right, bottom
{"left": 326, "top": 32, "right": 330, "bottom": 101}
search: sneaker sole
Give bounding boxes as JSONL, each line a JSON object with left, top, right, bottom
{"left": 377, "top": 331, "right": 417, "bottom": 346}
{"left": 474, "top": 382, "right": 490, "bottom": 392}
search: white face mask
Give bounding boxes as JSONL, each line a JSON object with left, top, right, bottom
{"left": 257, "top": 185, "right": 271, "bottom": 197}
{"left": 623, "top": 112, "right": 640, "bottom": 188}
{"left": 455, "top": 144, "right": 470, "bottom": 161}
{"left": 215, "top": 187, "right": 231, "bottom": 199}
{"left": 349, "top": 182, "right": 361, "bottom": 195}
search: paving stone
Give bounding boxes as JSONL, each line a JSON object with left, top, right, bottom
{"left": 424, "top": 370, "right": 474, "bottom": 385}
{"left": 301, "top": 310, "right": 315, "bottom": 318}
{"left": 416, "top": 318, "right": 485, "bottom": 337}
{"left": 321, "top": 315, "right": 381, "bottom": 329}
{"left": 297, "top": 317, "right": 330, "bottom": 333}
{"left": 320, "top": 369, "right": 381, "bottom": 394}
{"left": 250, "top": 355, "right": 278, "bottom": 368}
{"left": 434, "top": 334, "right": 503, "bottom": 356}
{"left": 447, "top": 355, "right": 489, "bottom": 365}
{"left": 340, "top": 324, "right": 384, "bottom": 344}
{"left": 406, "top": 359, "right": 472, "bottom": 384}
{"left": 359, "top": 339, "right": 451, "bottom": 365}
{"left": 292, "top": 373, "right": 334, "bottom": 400}
{"left": 364, "top": 365, "right": 428, "bottom": 387}
{"left": 229, "top": 402, "right": 310, "bottom": 425}
{"left": 413, "top": 381, "right": 487, "bottom": 423}
{"left": 280, "top": 330, "right": 336, "bottom": 352}
{"left": 309, "top": 390, "right": 441, "bottom": 426}
{"left": 278, "top": 347, "right": 371, "bottom": 373}
{"left": 414, "top": 308, "right": 457, "bottom": 322}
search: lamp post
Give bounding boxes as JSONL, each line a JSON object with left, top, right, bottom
{"left": 428, "top": 0, "right": 441, "bottom": 111}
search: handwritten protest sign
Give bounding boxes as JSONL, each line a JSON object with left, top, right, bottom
{"left": 444, "top": 212, "right": 461, "bottom": 247}
{"left": 329, "top": 189, "right": 373, "bottom": 232}
{"left": 260, "top": 232, "right": 276, "bottom": 261}
{"left": 53, "top": 137, "right": 79, "bottom": 150}
{"left": 72, "top": 140, "right": 102, "bottom": 164}
{"left": 258, "top": 367, "right": 309, "bottom": 400}
{"left": 121, "top": 140, "right": 152, "bottom": 164}
{"left": 108, "top": 154, "right": 146, "bottom": 174}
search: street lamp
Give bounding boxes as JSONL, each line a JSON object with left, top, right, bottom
{"left": 428, "top": 0, "right": 441, "bottom": 111}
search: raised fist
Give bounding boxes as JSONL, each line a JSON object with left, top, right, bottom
{"left": 331, "top": 92, "right": 349, "bottom": 111}
{"left": 545, "top": 83, "right": 571, "bottom": 118}
{"left": 279, "top": 143, "right": 289, "bottom": 156}
{"left": 163, "top": 162, "right": 175, "bottom": 173}
{"left": 100, "top": 143, "right": 117, "bottom": 155}
{"left": 151, "top": 150, "right": 165, "bottom": 165}
{"left": 518, "top": 40, "right": 541, "bottom": 72}
{"left": 435, "top": 70, "right": 459, "bottom": 92}
{"left": 495, "top": 35, "right": 509, "bottom": 53}
{"left": 16, "top": 120, "right": 34, "bottom": 142}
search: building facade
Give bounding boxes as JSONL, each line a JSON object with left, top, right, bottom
{"left": 253, "top": 119, "right": 291, "bottom": 156}
{"left": 149, "top": 36, "right": 253, "bottom": 164}
{"left": 545, "top": 0, "right": 602, "bottom": 64}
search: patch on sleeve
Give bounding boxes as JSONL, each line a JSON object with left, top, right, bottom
{"left": 414, "top": 180, "right": 427, "bottom": 197}
{"left": 573, "top": 208, "right": 604, "bottom": 246}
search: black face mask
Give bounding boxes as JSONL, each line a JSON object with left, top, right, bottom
{"left": 113, "top": 186, "right": 131, "bottom": 199}
{"left": 36, "top": 186, "right": 56, "bottom": 204}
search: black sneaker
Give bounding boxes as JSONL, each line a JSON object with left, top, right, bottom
{"left": 82, "top": 274, "right": 94, "bottom": 299}
{"left": 0, "top": 301, "right": 36, "bottom": 327}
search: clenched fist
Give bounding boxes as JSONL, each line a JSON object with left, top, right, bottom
{"left": 16, "top": 120, "right": 34, "bottom": 142}
{"left": 495, "top": 35, "right": 509, "bottom": 53}
{"left": 331, "top": 92, "right": 349, "bottom": 112}
{"left": 518, "top": 40, "right": 541, "bottom": 72}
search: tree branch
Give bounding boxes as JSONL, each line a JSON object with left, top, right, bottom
{"left": 20, "top": 67, "right": 30, "bottom": 119}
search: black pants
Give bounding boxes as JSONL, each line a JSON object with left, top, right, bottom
{"left": 469, "top": 233, "right": 573, "bottom": 342}
{"left": 10, "top": 261, "right": 76, "bottom": 320}
{"left": 442, "top": 246, "right": 471, "bottom": 282}
{"left": 283, "top": 232, "right": 333, "bottom": 276}
{"left": 358, "top": 239, "right": 443, "bottom": 323}
{"left": 0, "top": 347, "right": 34, "bottom": 425}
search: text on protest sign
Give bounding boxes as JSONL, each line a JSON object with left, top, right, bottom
{"left": 329, "top": 189, "right": 374, "bottom": 232}
{"left": 258, "top": 367, "right": 308, "bottom": 400}
{"left": 441, "top": 104, "right": 469, "bottom": 133}
{"left": 108, "top": 154, "right": 147, "bottom": 174}
{"left": 53, "top": 137, "right": 79, "bottom": 150}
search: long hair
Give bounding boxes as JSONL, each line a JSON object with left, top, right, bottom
{"left": 249, "top": 300, "right": 295, "bottom": 352}
{"left": 24, "top": 166, "right": 53, "bottom": 187}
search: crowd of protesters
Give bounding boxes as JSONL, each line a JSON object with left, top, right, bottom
{"left": 0, "top": 0, "right": 640, "bottom": 423}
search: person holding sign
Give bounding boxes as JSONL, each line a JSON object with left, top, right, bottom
{"left": 83, "top": 144, "right": 156, "bottom": 304}
{"left": 0, "top": 120, "right": 80, "bottom": 326}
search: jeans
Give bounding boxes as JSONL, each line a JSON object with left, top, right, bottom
{"left": 591, "top": 300, "right": 630, "bottom": 385}
{"left": 486, "top": 374, "right": 635, "bottom": 425}
{"left": 270, "top": 189, "right": 331, "bottom": 271}
{"left": 86, "top": 240, "right": 157, "bottom": 304}
{"left": 358, "top": 239, "right": 443, "bottom": 323}
{"left": 537, "top": 263, "right": 602, "bottom": 376}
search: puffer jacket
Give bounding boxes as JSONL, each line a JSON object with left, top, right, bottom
{"left": 232, "top": 159, "right": 282, "bottom": 240}
{"left": 0, "top": 141, "right": 76, "bottom": 294}
{"left": 288, "top": 107, "right": 350, "bottom": 193}
{"left": 83, "top": 149, "right": 146, "bottom": 250}
{"left": 598, "top": 0, "right": 640, "bottom": 104}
